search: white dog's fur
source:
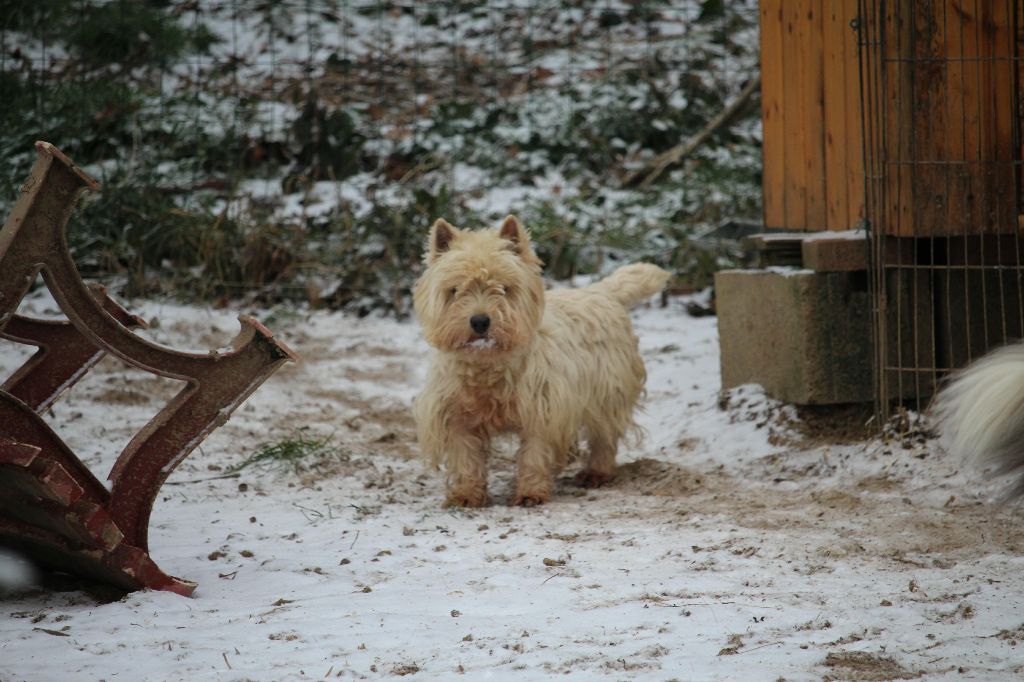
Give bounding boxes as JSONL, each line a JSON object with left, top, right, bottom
{"left": 933, "top": 344, "right": 1024, "bottom": 496}
{"left": 412, "top": 215, "right": 669, "bottom": 507}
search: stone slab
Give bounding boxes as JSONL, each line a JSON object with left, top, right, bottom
{"left": 715, "top": 268, "right": 872, "bottom": 405}
{"left": 801, "top": 231, "right": 869, "bottom": 272}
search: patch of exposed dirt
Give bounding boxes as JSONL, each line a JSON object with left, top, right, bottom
{"left": 823, "top": 651, "right": 922, "bottom": 681}
{"left": 794, "top": 403, "right": 876, "bottom": 446}
{"left": 334, "top": 341, "right": 406, "bottom": 357}
{"left": 92, "top": 386, "right": 161, "bottom": 406}
{"left": 718, "top": 387, "right": 801, "bottom": 447}
{"left": 719, "top": 390, "right": 881, "bottom": 449}
{"left": 996, "top": 623, "right": 1024, "bottom": 644}
{"left": 89, "top": 359, "right": 183, "bottom": 405}
{"left": 609, "top": 458, "right": 715, "bottom": 497}
{"left": 932, "top": 601, "right": 975, "bottom": 623}
{"left": 343, "top": 361, "right": 410, "bottom": 384}
{"left": 279, "top": 381, "right": 419, "bottom": 458}
{"left": 599, "top": 448, "right": 1024, "bottom": 568}
{"left": 719, "top": 391, "right": 926, "bottom": 450}
{"left": 342, "top": 401, "right": 418, "bottom": 459}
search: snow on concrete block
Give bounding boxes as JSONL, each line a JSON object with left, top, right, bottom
{"left": 715, "top": 268, "right": 872, "bottom": 405}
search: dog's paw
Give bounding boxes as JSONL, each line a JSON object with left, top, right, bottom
{"left": 443, "top": 491, "right": 488, "bottom": 508}
{"left": 573, "top": 469, "right": 613, "bottom": 489}
{"left": 512, "top": 492, "right": 549, "bottom": 507}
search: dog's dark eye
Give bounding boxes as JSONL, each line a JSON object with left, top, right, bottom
{"left": 448, "top": 287, "right": 457, "bottom": 299}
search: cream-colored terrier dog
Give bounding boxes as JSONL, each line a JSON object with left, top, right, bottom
{"left": 413, "top": 215, "right": 669, "bottom": 507}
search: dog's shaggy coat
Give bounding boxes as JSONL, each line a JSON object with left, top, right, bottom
{"left": 933, "top": 345, "right": 1024, "bottom": 498}
{"left": 412, "top": 215, "right": 669, "bottom": 507}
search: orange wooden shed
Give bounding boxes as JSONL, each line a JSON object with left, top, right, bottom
{"left": 759, "top": 0, "right": 1022, "bottom": 237}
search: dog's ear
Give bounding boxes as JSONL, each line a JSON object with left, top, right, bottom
{"left": 498, "top": 215, "right": 532, "bottom": 259}
{"left": 427, "top": 218, "right": 459, "bottom": 262}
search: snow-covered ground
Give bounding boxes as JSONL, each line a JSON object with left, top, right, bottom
{"left": 2, "top": 291, "right": 1024, "bottom": 681}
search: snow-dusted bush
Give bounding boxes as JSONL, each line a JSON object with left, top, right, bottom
{"left": 1, "top": 0, "right": 761, "bottom": 311}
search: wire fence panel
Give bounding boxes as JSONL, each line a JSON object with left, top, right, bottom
{"left": 859, "top": 0, "right": 1024, "bottom": 416}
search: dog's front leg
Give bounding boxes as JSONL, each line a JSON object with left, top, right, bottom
{"left": 513, "top": 437, "right": 555, "bottom": 506}
{"left": 442, "top": 429, "right": 489, "bottom": 508}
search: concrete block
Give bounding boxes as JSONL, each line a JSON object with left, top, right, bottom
{"left": 716, "top": 268, "right": 872, "bottom": 405}
{"left": 801, "top": 231, "right": 868, "bottom": 272}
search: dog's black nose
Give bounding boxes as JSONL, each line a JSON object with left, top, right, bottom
{"left": 470, "top": 314, "right": 491, "bottom": 334}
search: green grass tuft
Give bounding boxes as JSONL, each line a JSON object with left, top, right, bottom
{"left": 229, "top": 429, "right": 345, "bottom": 475}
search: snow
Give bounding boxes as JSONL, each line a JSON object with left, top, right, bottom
{"left": 802, "top": 230, "right": 868, "bottom": 242}
{"left": 3, "top": 292, "right": 1024, "bottom": 680}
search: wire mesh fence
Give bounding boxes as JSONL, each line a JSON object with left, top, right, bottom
{"left": 0, "top": 1, "right": 761, "bottom": 314}
{"left": 858, "top": 0, "right": 1024, "bottom": 415}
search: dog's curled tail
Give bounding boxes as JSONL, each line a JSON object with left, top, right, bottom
{"left": 590, "top": 263, "right": 670, "bottom": 308}
{"left": 933, "top": 344, "right": 1024, "bottom": 497}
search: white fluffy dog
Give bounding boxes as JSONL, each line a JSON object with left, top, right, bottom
{"left": 933, "top": 345, "right": 1024, "bottom": 496}
{"left": 412, "top": 215, "right": 669, "bottom": 507}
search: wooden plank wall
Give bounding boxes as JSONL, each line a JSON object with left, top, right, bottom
{"left": 760, "top": 0, "right": 864, "bottom": 232}
{"left": 850, "top": 0, "right": 1020, "bottom": 237}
